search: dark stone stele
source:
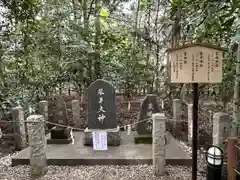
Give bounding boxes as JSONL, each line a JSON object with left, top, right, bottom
{"left": 84, "top": 79, "right": 120, "bottom": 146}
{"left": 87, "top": 79, "right": 117, "bottom": 129}
{"left": 134, "top": 94, "right": 161, "bottom": 144}
{"left": 47, "top": 95, "right": 73, "bottom": 144}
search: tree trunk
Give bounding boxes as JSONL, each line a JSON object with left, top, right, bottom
{"left": 146, "top": 0, "right": 152, "bottom": 93}
{"left": 126, "top": 0, "right": 141, "bottom": 99}
{"left": 81, "top": 0, "right": 93, "bottom": 85}
{"left": 154, "top": 0, "right": 161, "bottom": 94}
{"left": 232, "top": 44, "right": 240, "bottom": 136}
{"left": 167, "top": 9, "right": 181, "bottom": 101}
{"left": 94, "top": 0, "right": 101, "bottom": 80}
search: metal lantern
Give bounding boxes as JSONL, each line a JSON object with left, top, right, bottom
{"left": 206, "top": 146, "right": 224, "bottom": 166}
{"left": 206, "top": 146, "right": 224, "bottom": 180}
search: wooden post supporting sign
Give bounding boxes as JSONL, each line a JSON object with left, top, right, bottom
{"left": 167, "top": 43, "right": 226, "bottom": 180}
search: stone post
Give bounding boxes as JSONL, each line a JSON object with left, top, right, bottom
{"left": 173, "top": 99, "right": 181, "bottom": 120}
{"left": 26, "top": 115, "right": 47, "bottom": 179}
{"left": 38, "top": 101, "right": 48, "bottom": 121}
{"left": 212, "top": 112, "right": 231, "bottom": 148}
{"left": 12, "top": 106, "right": 26, "bottom": 150}
{"left": 152, "top": 113, "right": 166, "bottom": 176}
{"left": 188, "top": 104, "right": 193, "bottom": 145}
{"left": 72, "top": 100, "right": 81, "bottom": 128}
{"left": 38, "top": 101, "right": 48, "bottom": 130}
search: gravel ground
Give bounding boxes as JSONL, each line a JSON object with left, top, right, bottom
{"left": 0, "top": 148, "right": 207, "bottom": 180}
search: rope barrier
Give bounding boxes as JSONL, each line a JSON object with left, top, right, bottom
{"left": 235, "top": 144, "right": 240, "bottom": 150}
{"left": 0, "top": 116, "right": 190, "bottom": 136}
{"left": 0, "top": 103, "right": 220, "bottom": 139}
{"left": 43, "top": 118, "right": 154, "bottom": 131}
{"left": 234, "top": 169, "right": 240, "bottom": 176}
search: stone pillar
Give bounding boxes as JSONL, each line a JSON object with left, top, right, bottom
{"left": 173, "top": 99, "right": 181, "bottom": 120}
{"left": 152, "top": 113, "right": 166, "bottom": 176}
{"left": 12, "top": 106, "right": 26, "bottom": 150}
{"left": 212, "top": 112, "right": 231, "bottom": 148}
{"left": 26, "top": 115, "right": 47, "bottom": 179}
{"left": 188, "top": 104, "right": 193, "bottom": 145}
{"left": 72, "top": 100, "right": 81, "bottom": 128}
{"left": 38, "top": 101, "right": 48, "bottom": 121}
{"left": 38, "top": 101, "right": 48, "bottom": 130}
{"left": 209, "top": 110, "right": 213, "bottom": 124}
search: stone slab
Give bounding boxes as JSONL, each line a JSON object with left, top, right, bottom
{"left": 12, "top": 131, "right": 191, "bottom": 166}
{"left": 47, "top": 138, "right": 73, "bottom": 144}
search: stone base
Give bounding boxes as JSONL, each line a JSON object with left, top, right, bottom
{"left": 47, "top": 127, "right": 73, "bottom": 144}
{"left": 47, "top": 137, "right": 73, "bottom": 144}
{"left": 50, "top": 127, "right": 72, "bottom": 139}
{"left": 84, "top": 126, "right": 121, "bottom": 146}
{"left": 134, "top": 132, "right": 152, "bottom": 144}
{"left": 12, "top": 131, "right": 192, "bottom": 166}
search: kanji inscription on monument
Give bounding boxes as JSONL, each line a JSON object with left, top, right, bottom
{"left": 97, "top": 88, "right": 106, "bottom": 123}
{"left": 169, "top": 44, "right": 225, "bottom": 83}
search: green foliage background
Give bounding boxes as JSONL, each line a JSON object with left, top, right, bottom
{"left": 0, "top": 0, "right": 239, "bottom": 117}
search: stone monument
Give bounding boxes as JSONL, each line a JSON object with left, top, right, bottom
{"left": 134, "top": 94, "right": 161, "bottom": 144}
{"left": 47, "top": 95, "right": 73, "bottom": 144}
{"left": 84, "top": 79, "right": 120, "bottom": 146}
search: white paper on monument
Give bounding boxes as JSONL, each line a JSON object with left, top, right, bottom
{"left": 92, "top": 131, "right": 108, "bottom": 151}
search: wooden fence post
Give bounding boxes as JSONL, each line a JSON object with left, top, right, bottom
{"left": 227, "top": 137, "right": 238, "bottom": 180}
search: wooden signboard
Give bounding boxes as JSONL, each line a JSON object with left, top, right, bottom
{"left": 167, "top": 43, "right": 226, "bottom": 83}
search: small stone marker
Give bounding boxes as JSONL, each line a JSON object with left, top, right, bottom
{"left": 54, "top": 95, "right": 68, "bottom": 126}
{"left": 72, "top": 100, "right": 81, "bottom": 128}
{"left": 92, "top": 131, "right": 108, "bottom": 151}
{"left": 212, "top": 112, "right": 231, "bottom": 149}
{"left": 127, "top": 101, "right": 131, "bottom": 111}
{"left": 84, "top": 79, "right": 120, "bottom": 146}
{"left": 134, "top": 94, "right": 161, "bottom": 144}
{"left": 161, "top": 100, "right": 164, "bottom": 109}
{"left": 127, "top": 125, "right": 131, "bottom": 135}
{"left": 11, "top": 106, "right": 27, "bottom": 150}
{"left": 38, "top": 101, "right": 48, "bottom": 121}
{"left": 38, "top": 100, "right": 48, "bottom": 130}
{"left": 47, "top": 95, "right": 73, "bottom": 144}
{"left": 173, "top": 99, "right": 181, "bottom": 120}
